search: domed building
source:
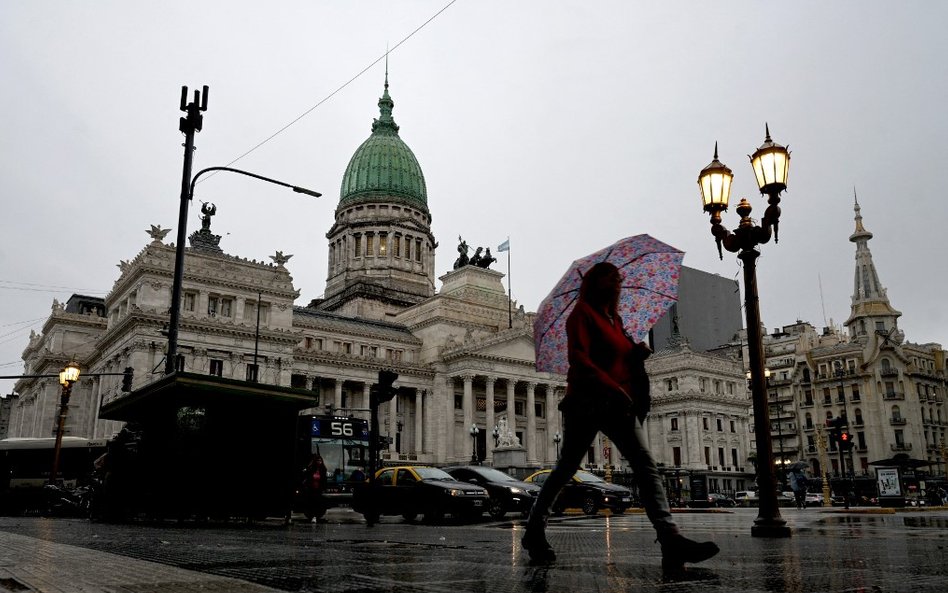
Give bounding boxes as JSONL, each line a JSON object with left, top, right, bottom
{"left": 320, "top": 73, "right": 437, "bottom": 318}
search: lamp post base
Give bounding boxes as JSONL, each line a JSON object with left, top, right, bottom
{"left": 751, "top": 518, "right": 792, "bottom": 538}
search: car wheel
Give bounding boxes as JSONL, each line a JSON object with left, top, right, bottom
{"left": 582, "top": 496, "right": 598, "bottom": 516}
{"left": 424, "top": 507, "right": 445, "bottom": 523}
{"left": 488, "top": 498, "right": 506, "bottom": 520}
{"left": 402, "top": 512, "right": 418, "bottom": 522}
{"left": 363, "top": 510, "right": 380, "bottom": 524}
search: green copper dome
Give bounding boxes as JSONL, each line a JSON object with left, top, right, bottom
{"left": 339, "top": 78, "right": 427, "bottom": 208}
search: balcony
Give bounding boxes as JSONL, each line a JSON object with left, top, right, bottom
{"left": 890, "top": 443, "right": 913, "bottom": 452}
{"left": 880, "top": 368, "right": 899, "bottom": 378}
{"left": 889, "top": 416, "right": 907, "bottom": 425}
{"left": 883, "top": 391, "right": 905, "bottom": 401}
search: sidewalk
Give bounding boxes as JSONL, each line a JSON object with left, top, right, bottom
{"left": 0, "top": 531, "right": 281, "bottom": 593}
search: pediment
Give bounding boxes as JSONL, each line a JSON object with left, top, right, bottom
{"left": 446, "top": 331, "right": 537, "bottom": 363}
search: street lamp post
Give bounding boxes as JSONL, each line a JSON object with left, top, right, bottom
{"left": 163, "top": 89, "right": 321, "bottom": 377}
{"left": 832, "top": 360, "right": 854, "bottom": 508}
{"left": 698, "top": 125, "right": 791, "bottom": 538}
{"left": 814, "top": 425, "right": 833, "bottom": 507}
{"left": 470, "top": 424, "right": 480, "bottom": 464}
{"left": 49, "top": 361, "right": 80, "bottom": 484}
{"left": 553, "top": 432, "right": 562, "bottom": 461}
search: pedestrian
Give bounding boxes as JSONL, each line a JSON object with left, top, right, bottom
{"left": 788, "top": 468, "right": 808, "bottom": 509}
{"left": 522, "top": 262, "right": 719, "bottom": 571}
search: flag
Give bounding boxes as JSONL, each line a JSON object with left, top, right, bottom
{"left": 497, "top": 239, "right": 510, "bottom": 252}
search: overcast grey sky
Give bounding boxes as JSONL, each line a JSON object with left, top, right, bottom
{"left": 2, "top": 1, "right": 946, "bottom": 395}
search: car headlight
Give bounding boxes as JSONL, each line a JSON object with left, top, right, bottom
{"left": 509, "top": 487, "right": 525, "bottom": 495}
{"left": 448, "top": 489, "right": 463, "bottom": 497}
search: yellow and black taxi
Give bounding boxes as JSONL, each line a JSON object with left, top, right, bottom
{"left": 524, "top": 469, "right": 635, "bottom": 515}
{"left": 352, "top": 465, "right": 489, "bottom": 523}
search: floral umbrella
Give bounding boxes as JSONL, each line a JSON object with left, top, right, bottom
{"left": 534, "top": 234, "right": 684, "bottom": 375}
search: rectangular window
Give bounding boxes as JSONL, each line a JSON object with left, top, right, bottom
{"left": 354, "top": 234, "right": 362, "bottom": 257}
{"left": 703, "top": 417, "right": 709, "bottom": 430}
{"left": 730, "top": 420, "right": 736, "bottom": 433}
{"left": 208, "top": 296, "right": 219, "bottom": 316}
{"left": 209, "top": 359, "right": 223, "bottom": 377}
{"left": 515, "top": 401, "right": 525, "bottom": 416}
{"left": 220, "top": 298, "right": 233, "bottom": 318}
{"left": 379, "top": 232, "right": 387, "bottom": 256}
{"left": 671, "top": 417, "right": 679, "bottom": 431}
{"left": 415, "top": 239, "right": 422, "bottom": 262}
{"left": 716, "top": 418, "right": 723, "bottom": 431}
{"left": 823, "top": 388, "right": 832, "bottom": 404}
{"left": 704, "top": 447, "right": 711, "bottom": 465}
{"left": 245, "top": 364, "right": 258, "bottom": 382}
{"left": 454, "top": 393, "right": 463, "bottom": 410}
{"left": 837, "top": 385, "right": 845, "bottom": 403}
{"left": 405, "top": 237, "right": 412, "bottom": 260}
{"left": 535, "top": 402, "right": 545, "bottom": 418}
{"left": 315, "top": 338, "right": 323, "bottom": 350}
{"left": 718, "top": 447, "right": 725, "bottom": 467}
{"left": 731, "top": 448, "right": 739, "bottom": 468}
{"left": 175, "top": 354, "right": 186, "bottom": 372}
{"left": 804, "top": 389, "right": 813, "bottom": 405}
{"left": 851, "top": 385, "right": 860, "bottom": 401}
{"left": 393, "top": 235, "right": 401, "bottom": 257}
{"left": 366, "top": 234, "right": 374, "bottom": 256}
{"left": 673, "top": 447, "right": 682, "bottom": 466}
{"left": 291, "top": 374, "right": 307, "bottom": 389}
{"left": 184, "top": 292, "right": 196, "bottom": 312}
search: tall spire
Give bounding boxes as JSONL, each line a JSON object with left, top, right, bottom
{"left": 372, "top": 51, "right": 399, "bottom": 135}
{"left": 844, "top": 193, "right": 901, "bottom": 339}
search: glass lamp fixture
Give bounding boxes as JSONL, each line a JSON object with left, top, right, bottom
{"left": 59, "top": 361, "right": 80, "bottom": 386}
{"left": 749, "top": 124, "right": 790, "bottom": 196}
{"left": 698, "top": 142, "right": 733, "bottom": 214}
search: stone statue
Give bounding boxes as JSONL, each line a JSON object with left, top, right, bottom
{"left": 496, "top": 415, "right": 521, "bottom": 448}
{"left": 270, "top": 251, "right": 293, "bottom": 266}
{"left": 200, "top": 202, "right": 217, "bottom": 231}
{"left": 476, "top": 247, "right": 496, "bottom": 269}
{"left": 453, "top": 236, "right": 470, "bottom": 269}
{"left": 469, "top": 247, "right": 483, "bottom": 267}
{"left": 147, "top": 225, "right": 171, "bottom": 243}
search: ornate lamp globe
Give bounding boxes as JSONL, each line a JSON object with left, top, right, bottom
{"left": 698, "top": 142, "right": 733, "bottom": 216}
{"left": 749, "top": 124, "right": 790, "bottom": 196}
{"left": 59, "top": 361, "right": 80, "bottom": 386}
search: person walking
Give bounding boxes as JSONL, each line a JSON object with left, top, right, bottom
{"left": 788, "top": 468, "right": 808, "bottom": 509}
{"left": 522, "top": 262, "right": 719, "bottom": 571}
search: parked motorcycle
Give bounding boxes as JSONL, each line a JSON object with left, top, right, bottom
{"left": 42, "top": 482, "right": 94, "bottom": 518}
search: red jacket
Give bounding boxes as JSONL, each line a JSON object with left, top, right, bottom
{"left": 561, "top": 300, "right": 649, "bottom": 412}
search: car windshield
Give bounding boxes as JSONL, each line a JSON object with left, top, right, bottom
{"left": 415, "top": 467, "right": 455, "bottom": 481}
{"left": 574, "top": 470, "right": 604, "bottom": 483}
{"left": 469, "top": 467, "right": 518, "bottom": 482}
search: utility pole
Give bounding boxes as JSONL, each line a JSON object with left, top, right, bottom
{"left": 166, "top": 85, "right": 208, "bottom": 376}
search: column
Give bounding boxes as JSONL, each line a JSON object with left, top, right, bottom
{"left": 334, "top": 379, "right": 344, "bottom": 413}
{"left": 546, "top": 385, "right": 559, "bottom": 463}
{"left": 89, "top": 377, "right": 102, "bottom": 439}
{"left": 506, "top": 379, "right": 517, "bottom": 435}
{"left": 526, "top": 382, "right": 537, "bottom": 463}
{"left": 414, "top": 388, "right": 423, "bottom": 454}
{"left": 462, "top": 375, "right": 474, "bottom": 449}
{"left": 362, "top": 382, "right": 372, "bottom": 417}
{"left": 389, "top": 395, "right": 398, "bottom": 454}
{"left": 485, "top": 376, "right": 496, "bottom": 461}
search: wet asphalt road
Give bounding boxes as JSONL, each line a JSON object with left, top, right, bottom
{"left": 0, "top": 507, "right": 946, "bottom": 592}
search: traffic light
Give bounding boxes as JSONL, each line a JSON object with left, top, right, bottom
{"left": 839, "top": 432, "right": 854, "bottom": 450}
{"left": 374, "top": 369, "right": 399, "bottom": 404}
{"left": 121, "top": 367, "right": 134, "bottom": 392}
{"left": 826, "top": 416, "right": 846, "bottom": 447}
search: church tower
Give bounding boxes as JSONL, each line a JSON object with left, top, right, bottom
{"left": 844, "top": 194, "right": 903, "bottom": 344}
{"left": 319, "top": 73, "right": 436, "bottom": 319}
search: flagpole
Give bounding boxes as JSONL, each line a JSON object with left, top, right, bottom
{"left": 507, "top": 237, "right": 512, "bottom": 329}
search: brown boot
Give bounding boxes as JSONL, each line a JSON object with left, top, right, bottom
{"left": 660, "top": 534, "right": 719, "bottom": 571}
{"left": 522, "top": 526, "right": 556, "bottom": 563}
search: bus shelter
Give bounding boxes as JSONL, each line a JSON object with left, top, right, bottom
{"left": 869, "top": 453, "right": 936, "bottom": 508}
{"left": 99, "top": 372, "right": 317, "bottom": 521}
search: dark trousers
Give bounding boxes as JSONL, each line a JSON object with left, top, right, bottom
{"left": 527, "top": 410, "right": 678, "bottom": 538}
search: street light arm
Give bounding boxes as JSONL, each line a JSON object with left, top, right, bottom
{"left": 189, "top": 166, "right": 322, "bottom": 199}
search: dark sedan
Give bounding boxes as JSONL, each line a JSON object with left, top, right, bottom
{"left": 352, "top": 466, "right": 488, "bottom": 523}
{"left": 524, "top": 469, "right": 635, "bottom": 515}
{"left": 445, "top": 466, "right": 540, "bottom": 519}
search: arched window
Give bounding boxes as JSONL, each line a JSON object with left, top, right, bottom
{"left": 881, "top": 358, "right": 892, "bottom": 371}
{"left": 805, "top": 413, "right": 813, "bottom": 429}
{"left": 891, "top": 405, "right": 901, "bottom": 421}
{"left": 854, "top": 408, "right": 863, "bottom": 425}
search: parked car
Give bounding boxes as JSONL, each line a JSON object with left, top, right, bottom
{"left": 805, "top": 492, "right": 824, "bottom": 507}
{"left": 352, "top": 466, "right": 489, "bottom": 523}
{"left": 523, "top": 469, "right": 634, "bottom": 515}
{"left": 706, "top": 493, "right": 736, "bottom": 508}
{"left": 445, "top": 466, "right": 540, "bottom": 520}
{"left": 734, "top": 491, "right": 757, "bottom": 507}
